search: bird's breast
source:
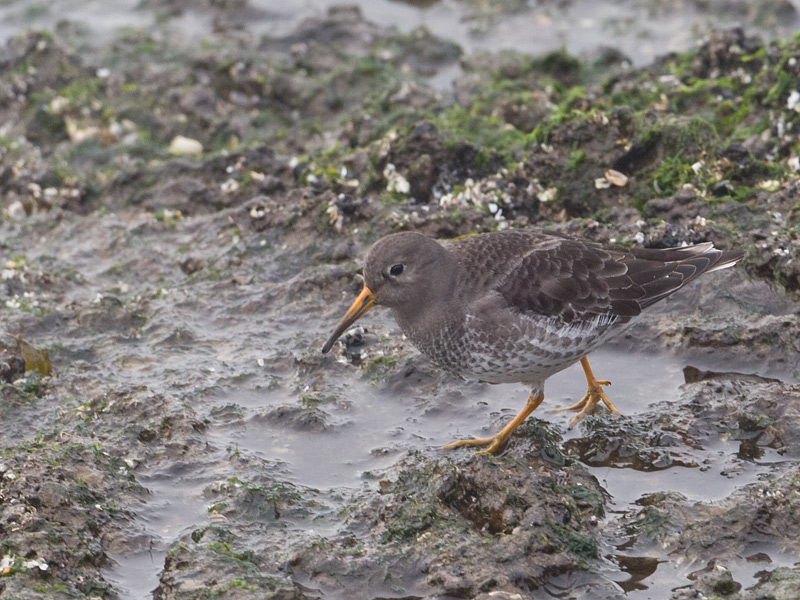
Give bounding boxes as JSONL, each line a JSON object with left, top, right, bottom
{"left": 404, "top": 309, "right": 627, "bottom": 385}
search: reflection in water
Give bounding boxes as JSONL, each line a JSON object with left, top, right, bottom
{"left": 615, "top": 554, "right": 661, "bottom": 593}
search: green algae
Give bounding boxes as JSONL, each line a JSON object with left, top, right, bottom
{"left": 434, "top": 105, "right": 536, "bottom": 166}
{"left": 547, "top": 520, "right": 599, "bottom": 561}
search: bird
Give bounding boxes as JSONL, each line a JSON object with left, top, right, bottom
{"left": 321, "top": 229, "right": 744, "bottom": 455}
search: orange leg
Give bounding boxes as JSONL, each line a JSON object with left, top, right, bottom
{"left": 443, "top": 392, "right": 545, "bottom": 455}
{"left": 552, "top": 356, "right": 620, "bottom": 427}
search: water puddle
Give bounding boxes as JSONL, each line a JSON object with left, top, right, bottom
{"left": 105, "top": 471, "right": 223, "bottom": 599}
{"left": 213, "top": 347, "right": 682, "bottom": 490}
{"left": 618, "top": 550, "right": 799, "bottom": 600}
{"left": 103, "top": 337, "right": 796, "bottom": 597}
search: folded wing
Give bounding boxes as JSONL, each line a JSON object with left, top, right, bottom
{"left": 451, "top": 230, "right": 743, "bottom": 323}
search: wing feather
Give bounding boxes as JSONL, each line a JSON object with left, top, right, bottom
{"left": 449, "top": 230, "right": 742, "bottom": 323}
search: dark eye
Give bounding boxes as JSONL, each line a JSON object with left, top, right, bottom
{"left": 389, "top": 264, "right": 404, "bottom": 277}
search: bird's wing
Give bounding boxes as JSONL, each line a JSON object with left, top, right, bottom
{"left": 450, "top": 230, "right": 740, "bottom": 323}
{"left": 619, "top": 243, "right": 742, "bottom": 311}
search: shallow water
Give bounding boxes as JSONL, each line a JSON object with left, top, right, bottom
{"left": 105, "top": 340, "right": 795, "bottom": 598}
{"left": 2, "top": 0, "right": 798, "bottom": 69}
{"left": 230, "top": 347, "right": 682, "bottom": 490}
{"left": 106, "top": 472, "right": 211, "bottom": 600}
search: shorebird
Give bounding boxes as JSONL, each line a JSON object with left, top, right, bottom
{"left": 322, "top": 230, "right": 743, "bottom": 454}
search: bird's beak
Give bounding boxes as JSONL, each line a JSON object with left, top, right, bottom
{"left": 321, "top": 285, "right": 376, "bottom": 354}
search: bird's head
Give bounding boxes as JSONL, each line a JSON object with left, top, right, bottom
{"left": 321, "top": 232, "right": 456, "bottom": 353}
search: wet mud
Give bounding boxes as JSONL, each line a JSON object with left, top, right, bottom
{"left": 1, "top": 2, "right": 800, "bottom": 599}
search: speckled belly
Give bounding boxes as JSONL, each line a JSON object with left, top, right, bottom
{"left": 407, "top": 312, "right": 626, "bottom": 386}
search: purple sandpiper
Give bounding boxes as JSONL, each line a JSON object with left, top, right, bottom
{"left": 322, "top": 229, "right": 743, "bottom": 454}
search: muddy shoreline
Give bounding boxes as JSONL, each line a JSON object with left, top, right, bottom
{"left": 2, "top": 3, "right": 800, "bottom": 599}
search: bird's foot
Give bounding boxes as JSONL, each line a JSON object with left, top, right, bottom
{"left": 552, "top": 378, "right": 620, "bottom": 427}
{"left": 443, "top": 392, "right": 545, "bottom": 455}
{"left": 551, "top": 356, "right": 622, "bottom": 427}
{"left": 442, "top": 434, "right": 507, "bottom": 456}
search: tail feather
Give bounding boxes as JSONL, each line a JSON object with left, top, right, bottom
{"left": 623, "top": 244, "right": 744, "bottom": 311}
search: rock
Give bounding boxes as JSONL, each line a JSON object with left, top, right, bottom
{"left": 168, "top": 135, "right": 204, "bottom": 155}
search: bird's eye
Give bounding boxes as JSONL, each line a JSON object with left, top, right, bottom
{"left": 389, "top": 264, "right": 404, "bottom": 277}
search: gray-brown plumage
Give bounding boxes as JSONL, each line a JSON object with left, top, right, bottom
{"left": 322, "top": 229, "right": 743, "bottom": 454}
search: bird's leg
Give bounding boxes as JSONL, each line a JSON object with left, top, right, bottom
{"left": 443, "top": 392, "right": 545, "bottom": 455}
{"left": 552, "top": 356, "right": 620, "bottom": 427}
